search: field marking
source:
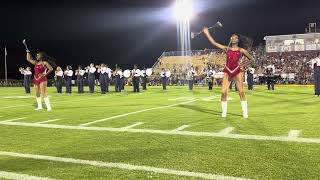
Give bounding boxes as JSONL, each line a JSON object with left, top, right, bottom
{"left": 288, "top": 130, "right": 301, "bottom": 138}
{"left": 1, "top": 117, "right": 26, "bottom": 122}
{"left": 168, "top": 97, "right": 196, "bottom": 101}
{"left": 2, "top": 96, "right": 50, "bottom": 99}
{"left": 0, "top": 151, "right": 250, "bottom": 180}
{"left": 0, "top": 95, "right": 111, "bottom": 110}
{"left": 218, "top": 127, "right": 235, "bottom": 134}
{"left": 0, "top": 121, "right": 320, "bottom": 144}
{"left": 80, "top": 100, "right": 197, "bottom": 126}
{"left": 0, "top": 104, "right": 30, "bottom": 110}
{"left": 121, "top": 122, "right": 144, "bottom": 129}
{"left": 171, "top": 125, "right": 190, "bottom": 132}
{"left": 35, "top": 119, "right": 62, "bottom": 124}
{"left": 0, "top": 170, "right": 55, "bottom": 180}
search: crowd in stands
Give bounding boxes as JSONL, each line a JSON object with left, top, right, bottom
{"left": 152, "top": 46, "right": 320, "bottom": 85}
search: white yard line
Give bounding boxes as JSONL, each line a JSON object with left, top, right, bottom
{"left": 121, "top": 122, "right": 144, "bottom": 129}
{"left": 0, "top": 104, "right": 30, "bottom": 110}
{"left": 168, "top": 97, "right": 196, "bottom": 101}
{"left": 218, "top": 127, "right": 235, "bottom": 134}
{"left": 1, "top": 117, "right": 26, "bottom": 122}
{"left": 0, "top": 151, "right": 250, "bottom": 180}
{"left": 0, "top": 95, "right": 110, "bottom": 110}
{"left": 0, "top": 121, "right": 319, "bottom": 144}
{"left": 288, "top": 130, "right": 301, "bottom": 138}
{"left": 171, "top": 125, "right": 190, "bottom": 132}
{"left": 0, "top": 171, "right": 55, "bottom": 180}
{"left": 35, "top": 119, "right": 62, "bottom": 124}
{"left": 80, "top": 100, "right": 197, "bottom": 126}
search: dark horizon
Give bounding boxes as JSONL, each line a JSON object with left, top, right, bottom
{"left": 1, "top": 0, "right": 320, "bottom": 79}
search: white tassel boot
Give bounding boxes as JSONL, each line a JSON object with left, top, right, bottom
{"left": 241, "top": 101, "right": 248, "bottom": 118}
{"left": 44, "top": 97, "right": 52, "bottom": 111}
{"left": 221, "top": 101, "right": 227, "bottom": 118}
{"left": 35, "top": 97, "right": 43, "bottom": 111}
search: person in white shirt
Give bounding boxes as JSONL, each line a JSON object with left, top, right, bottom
{"left": 187, "top": 66, "right": 196, "bottom": 90}
{"left": 205, "top": 66, "right": 215, "bottom": 90}
{"left": 247, "top": 67, "right": 255, "bottom": 90}
{"left": 266, "top": 64, "right": 275, "bottom": 90}
{"left": 310, "top": 52, "right": 320, "bottom": 96}
{"left": 160, "top": 68, "right": 167, "bottom": 90}
{"left": 86, "top": 63, "right": 96, "bottom": 93}
{"left": 98, "top": 63, "right": 108, "bottom": 94}
{"left": 140, "top": 67, "right": 147, "bottom": 90}
{"left": 75, "top": 66, "right": 85, "bottom": 94}
{"left": 19, "top": 67, "right": 32, "bottom": 93}
{"left": 114, "top": 67, "right": 123, "bottom": 92}
{"left": 131, "top": 64, "right": 140, "bottom": 92}
{"left": 64, "top": 65, "right": 73, "bottom": 94}
{"left": 106, "top": 65, "right": 112, "bottom": 92}
{"left": 55, "top": 66, "right": 63, "bottom": 93}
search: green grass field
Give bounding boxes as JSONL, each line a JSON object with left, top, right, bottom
{"left": 0, "top": 85, "right": 320, "bottom": 180}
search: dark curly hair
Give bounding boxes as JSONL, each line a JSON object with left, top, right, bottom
{"left": 37, "top": 51, "right": 57, "bottom": 68}
{"left": 231, "top": 33, "right": 253, "bottom": 50}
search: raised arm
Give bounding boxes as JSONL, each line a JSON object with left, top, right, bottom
{"left": 43, "top": 61, "right": 53, "bottom": 77}
{"left": 26, "top": 52, "right": 37, "bottom": 65}
{"left": 203, "top": 27, "right": 227, "bottom": 51}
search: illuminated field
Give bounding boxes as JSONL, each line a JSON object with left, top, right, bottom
{"left": 0, "top": 85, "right": 319, "bottom": 179}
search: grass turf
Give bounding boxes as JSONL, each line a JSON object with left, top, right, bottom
{"left": 0, "top": 85, "right": 319, "bottom": 179}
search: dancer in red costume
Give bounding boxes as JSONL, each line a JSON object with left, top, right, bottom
{"left": 203, "top": 27, "right": 254, "bottom": 118}
{"left": 26, "top": 50, "right": 55, "bottom": 111}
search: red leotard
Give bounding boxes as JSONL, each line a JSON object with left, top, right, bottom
{"left": 223, "top": 49, "right": 242, "bottom": 78}
{"left": 33, "top": 63, "right": 47, "bottom": 85}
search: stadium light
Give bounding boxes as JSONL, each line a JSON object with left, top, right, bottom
{"left": 172, "top": 0, "right": 194, "bottom": 55}
{"left": 173, "top": 0, "right": 194, "bottom": 21}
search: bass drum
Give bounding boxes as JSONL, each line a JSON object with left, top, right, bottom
{"left": 165, "top": 71, "right": 171, "bottom": 77}
{"left": 146, "top": 68, "right": 153, "bottom": 76}
{"left": 123, "top": 70, "right": 131, "bottom": 78}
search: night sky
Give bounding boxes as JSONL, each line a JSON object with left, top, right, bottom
{"left": 0, "top": 0, "right": 319, "bottom": 79}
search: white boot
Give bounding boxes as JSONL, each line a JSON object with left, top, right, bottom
{"left": 221, "top": 101, "right": 227, "bottom": 118}
{"left": 241, "top": 101, "right": 248, "bottom": 118}
{"left": 44, "top": 97, "right": 52, "bottom": 111}
{"left": 35, "top": 97, "right": 43, "bottom": 110}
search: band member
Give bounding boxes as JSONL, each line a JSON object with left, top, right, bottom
{"left": 55, "top": 66, "right": 63, "bottom": 93}
{"left": 26, "top": 51, "right": 55, "bottom": 111}
{"left": 98, "top": 64, "right": 108, "bottom": 94}
{"left": 310, "top": 52, "right": 320, "bottom": 97}
{"left": 203, "top": 27, "right": 254, "bottom": 118}
{"left": 187, "top": 66, "right": 196, "bottom": 90}
{"left": 247, "top": 67, "right": 255, "bottom": 90}
{"left": 114, "top": 68, "right": 123, "bottom": 92}
{"left": 132, "top": 65, "right": 141, "bottom": 92}
{"left": 140, "top": 67, "right": 147, "bottom": 90}
{"left": 266, "top": 64, "right": 275, "bottom": 90}
{"left": 64, "top": 65, "right": 73, "bottom": 94}
{"left": 205, "top": 66, "right": 215, "bottom": 90}
{"left": 86, "top": 63, "right": 96, "bottom": 93}
{"left": 75, "top": 66, "right": 85, "bottom": 94}
{"left": 19, "top": 67, "right": 32, "bottom": 93}
{"left": 160, "top": 68, "right": 167, "bottom": 90}
{"left": 106, "top": 65, "right": 112, "bottom": 92}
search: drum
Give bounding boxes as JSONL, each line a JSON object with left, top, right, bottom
{"left": 146, "top": 68, "right": 153, "bottom": 76}
{"left": 165, "top": 71, "right": 171, "bottom": 77}
{"left": 123, "top": 70, "right": 131, "bottom": 78}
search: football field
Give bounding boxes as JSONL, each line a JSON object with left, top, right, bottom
{"left": 0, "top": 85, "right": 319, "bottom": 180}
